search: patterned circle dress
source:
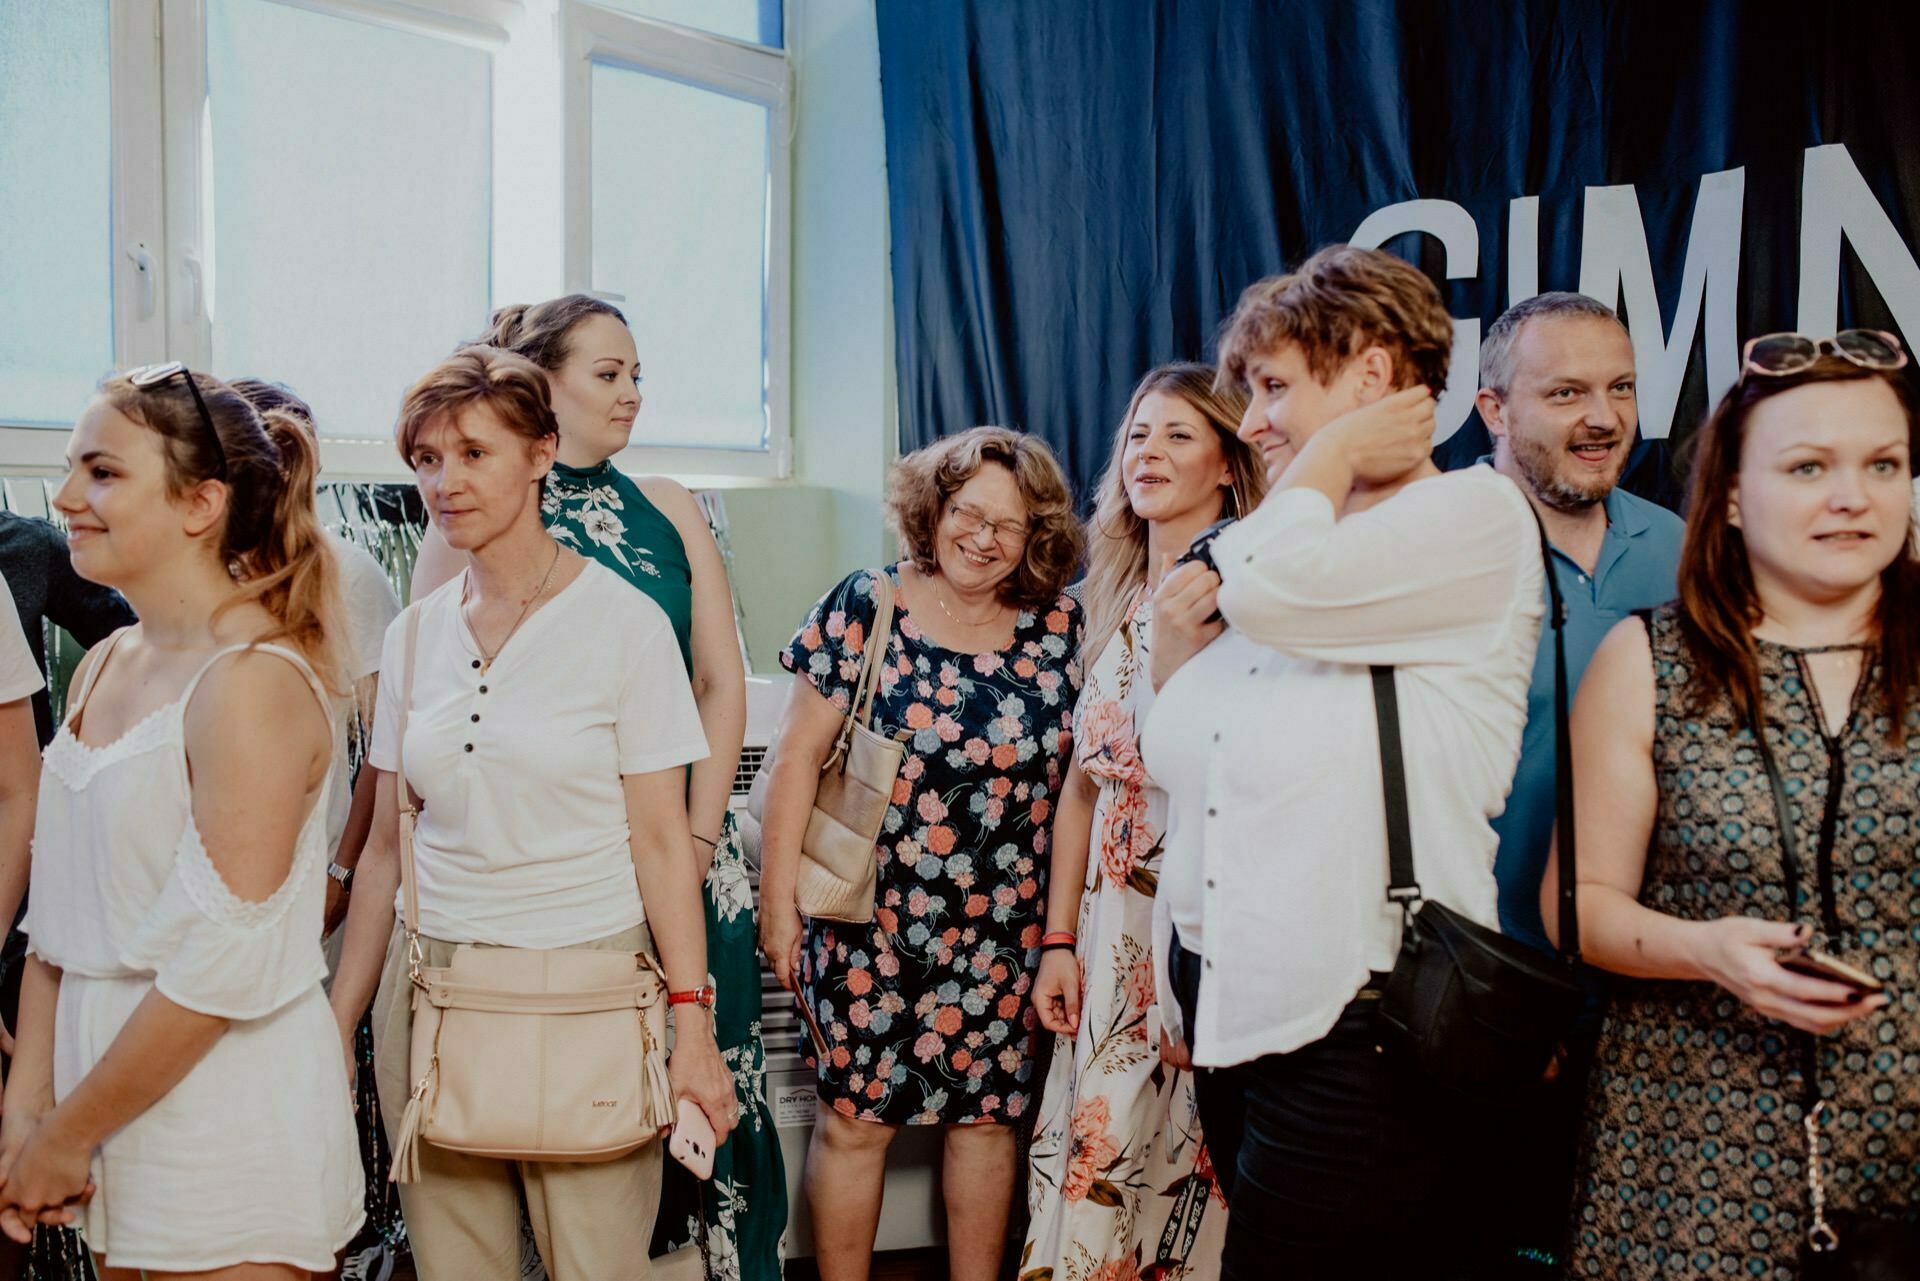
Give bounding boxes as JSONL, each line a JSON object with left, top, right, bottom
{"left": 1568, "top": 606, "right": 1920, "bottom": 1278}
{"left": 780, "top": 565, "right": 1082, "bottom": 1126}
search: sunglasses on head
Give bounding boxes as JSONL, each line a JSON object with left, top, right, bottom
{"left": 1741, "top": 329, "right": 1909, "bottom": 380}
{"left": 126, "top": 362, "right": 228, "bottom": 478}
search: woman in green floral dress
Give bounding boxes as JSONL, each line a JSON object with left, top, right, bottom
{"left": 411, "top": 296, "right": 786, "bottom": 1281}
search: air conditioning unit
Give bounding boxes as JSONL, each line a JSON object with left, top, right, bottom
{"left": 734, "top": 673, "right": 944, "bottom": 1260}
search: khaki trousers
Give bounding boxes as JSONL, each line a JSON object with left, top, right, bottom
{"left": 372, "top": 921, "right": 664, "bottom": 1281}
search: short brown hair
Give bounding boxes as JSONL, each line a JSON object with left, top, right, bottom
{"left": 886, "top": 426, "right": 1084, "bottom": 610}
{"left": 1217, "top": 245, "right": 1453, "bottom": 395}
{"left": 395, "top": 346, "right": 558, "bottom": 465}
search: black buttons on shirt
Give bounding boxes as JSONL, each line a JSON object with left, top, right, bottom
{"left": 471, "top": 659, "right": 481, "bottom": 669}
{"left": 470, "top": 714, "right": 480, "bottom": 723}
{"left": 478, "top": 685, "right": 488, "bottom": 694}
{"left": 463, "top": 743, "right": 473, "bottom": 753}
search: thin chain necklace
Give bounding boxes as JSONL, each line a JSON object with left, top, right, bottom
{"left": 462, "top": 542, "right": 562, "bottom": 675}
{"left": 934, "top": 577, "right": 1006, "bottom": 628}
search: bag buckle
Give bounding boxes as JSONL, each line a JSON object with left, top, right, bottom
{"left": 406, "top": 930, "right": 427, "bottom": 987}
{"left": 1388, "top": 884, "right": 1423, "bottom": 915}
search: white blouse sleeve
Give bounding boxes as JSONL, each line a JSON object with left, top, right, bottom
{"left": 614, "top": 607, "right": 710, "bottom": 776}
{"left": 1212, "top": 469, "right": 1539, "bottom": 668}
{"left": 0, "top": 582, "right": 44, "bottom": 702}
{"left": 121, "top": 824, "right": 326, "bottom": 1019}
{"left": 365, "top": 608, "right": 413, "bottom": 773}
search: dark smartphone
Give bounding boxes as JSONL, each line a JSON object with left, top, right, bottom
{"left": 1777, "top": 947, "right": 1883, "bottom": 994}
{"left": 1172, "top": 517, "right": 1237, "bottom": 623}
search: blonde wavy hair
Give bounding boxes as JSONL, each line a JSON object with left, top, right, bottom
{"left": 1080, "top": 364, "right": 1264, "bottom": 667}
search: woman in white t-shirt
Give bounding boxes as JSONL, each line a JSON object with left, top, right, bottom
{"left": 326, "top": 347, "right": 734, "bottom": 1280}
{"left": 0, "top": 585, "right": 45, "bottom": 1053}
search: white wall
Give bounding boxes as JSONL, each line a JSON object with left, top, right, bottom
{"left": 725, "top": 0, "right": 895, "bottom": 667}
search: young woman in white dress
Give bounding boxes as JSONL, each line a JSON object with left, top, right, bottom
{"left": 0, "top": 366, "right": 363, "bottom": 1278}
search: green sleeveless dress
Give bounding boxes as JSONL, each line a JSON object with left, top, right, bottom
{"left": 543, "top": 460, "right": 787, "bottom": 1280}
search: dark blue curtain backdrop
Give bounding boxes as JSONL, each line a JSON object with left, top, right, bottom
{"left": 875, "top": 0, "right": 1920, "bottom": 512}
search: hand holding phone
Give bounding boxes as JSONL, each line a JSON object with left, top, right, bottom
{"left": 669, "top": 1098, "right": 717, "bottom": 1181}
{"left": 1776, "top": 946, "right": 1883, "bottom": 994}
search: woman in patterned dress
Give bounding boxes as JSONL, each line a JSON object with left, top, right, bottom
{"left": 1021, "top": 365, "right": 1264, "bottom": 1281}
{"left": 1547, "top": 345, "right": 1920, "bottom": 1277}
{"left": 410, "top": 296, "right": 784, "bottom": 1280}
{"left": 760, "top": 427, "right": 1084, "bottom": 1281}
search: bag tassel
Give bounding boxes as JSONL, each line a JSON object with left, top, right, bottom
{"left": 388, "top": 1065, "right": 434, "bottom": 1185}
{"left": 642, "top": 1044, "right": 676, "bottom": 1132}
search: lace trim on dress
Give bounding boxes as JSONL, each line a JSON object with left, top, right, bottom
{"left": 40, "top": 707, "right": 180, "bottom": 791}
{"left": 172, "top": 815, "right": 313, "bottom": 931}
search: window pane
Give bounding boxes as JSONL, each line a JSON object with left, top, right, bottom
{"left": 0, "top": 0, "right": 113, "bottom": 427}
{"left": 592, "top": 63, "right": 770, "bottom": 452}
{"left": 590, "top": 0, "right": 783, "bottom": 48}
{"left": 206, "top": 0, "right": 490, "bottom": 441}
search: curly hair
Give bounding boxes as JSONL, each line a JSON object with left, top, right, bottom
{"left": 886, "top": 426, "right": 1084, "bottom": 610}
{"left": 1216, "top": 244, "right": 1453, "bottom": 396}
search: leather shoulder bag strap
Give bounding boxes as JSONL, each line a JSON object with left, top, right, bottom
{"left": 1529, "top": 504, "right": 1580, "bottom": 963}
{"left": 1370, "top": 665, "right": 1421, "bottom": 913}
{"left": 825, "top": 570, "right": 897, "bottom": 771}
{"left": 394, "top": 603, "right": 426, "bottom": 950}
{"left": 1372, "top": 500, "right": 1577, "bottom": 957}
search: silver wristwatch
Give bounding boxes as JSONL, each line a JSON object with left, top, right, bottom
{"left": 326, "top": 862, "right": 355, "bottom": 891}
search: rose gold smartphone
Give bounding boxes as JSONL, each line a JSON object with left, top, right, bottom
{"left": 669, "top": 1098, "right": 717, "bottom": 1180}
{"left": 1777, "top": 947, "right": 1883, "bottom": 994}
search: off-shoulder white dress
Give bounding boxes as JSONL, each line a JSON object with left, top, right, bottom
{"left": 23, "top": 633, "right": 364, "bottom": 1271}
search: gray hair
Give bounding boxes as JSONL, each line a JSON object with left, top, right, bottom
{"left": 1479, "top": 292, "right": 1626, "bottom": 396}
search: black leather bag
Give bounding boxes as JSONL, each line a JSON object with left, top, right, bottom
{"left": 1375, "top": 511, "right": 1585, "bottom": 1097}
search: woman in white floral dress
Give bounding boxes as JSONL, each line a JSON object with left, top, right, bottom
{"left": 1022, "top": 365, "right": 1265, "bottom": 1281}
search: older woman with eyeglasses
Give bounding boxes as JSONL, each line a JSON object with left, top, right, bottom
{"left": 759, "top": 426, "right": 1085, "bottom": 1281}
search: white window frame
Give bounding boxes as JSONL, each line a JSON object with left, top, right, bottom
{"left": 562, "top": 1, "right": 794, "bottom": 482}
{"left": 0, "top": 0, "right": 168, "bottom": 473}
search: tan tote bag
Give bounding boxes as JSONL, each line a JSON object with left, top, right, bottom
{"left": 743, "top": 570, "right": 905, "bottom": 924}
{"left": 387, "top": 605, "right": 675, "bottom": 1183}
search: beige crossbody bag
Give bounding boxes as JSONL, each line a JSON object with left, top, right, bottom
{"left": 387, "top": 605, "right": 675, "bottom": 1183}
{"left": 743, "top": 570, "right": 905, "bottom": 924}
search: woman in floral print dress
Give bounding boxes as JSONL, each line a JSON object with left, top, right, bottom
{"left": 410, "top": 296, "right": 784, "bottom": 1281}
{"left": 760, "top": 427, "right": 1085, "bottom": 1281}
{"left": 1022, "top": 365, "right": 1265, "bottom": 1281}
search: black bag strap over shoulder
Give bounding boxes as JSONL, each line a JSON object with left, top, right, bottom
{"left": 1373, "top": 498, "right": 1579, "bottom": 962}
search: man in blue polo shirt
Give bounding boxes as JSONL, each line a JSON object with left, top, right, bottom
{"left": 1477, "top": 292, "right": 1685, "bottom": 950}
{"left": 1474, "top": 292, "right": 1684, "bottom": 1274}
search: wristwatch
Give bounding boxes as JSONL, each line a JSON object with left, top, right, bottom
{"left": 667, "top": 985, "right": 719, "bottom": 1010}
{"left": 326, "top": 862, "right": 355, "bottom": 892}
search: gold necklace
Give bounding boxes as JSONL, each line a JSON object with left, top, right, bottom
{"left": 463, "top": 542, "right": 562, "bottom": 675}
{"left": 933, "top": 578, "right": 1005, "bottom": 628}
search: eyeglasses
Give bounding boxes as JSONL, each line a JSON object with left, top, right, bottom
{"left": 127, "top": 362, "right": 227, "bottom": 478}
{"left": 1741, "top": 330, "right": 1909, "bottom": 379}
{"left": 948, "top": 501, "right": 1030, "bottom": 548}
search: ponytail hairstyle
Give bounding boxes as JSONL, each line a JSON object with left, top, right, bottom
{"left": 100, "top": 370, "right": 347, "bottom": 695}
{"left": 475, "top": 295, "right": 628, "bottom": 372}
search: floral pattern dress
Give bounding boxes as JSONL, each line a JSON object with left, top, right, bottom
{"left": 1022, "top": 597, "right": 1226, "bottom": 1281}
{"left": 780, "top": 566, "right": 1082, "bottom": 1125}
{"left": 541, "top": 459, "right": 788, "bottom": 1281}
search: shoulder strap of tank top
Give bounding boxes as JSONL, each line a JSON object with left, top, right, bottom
{"left": 62, "top": 625, "right": 131, "bottom": 732}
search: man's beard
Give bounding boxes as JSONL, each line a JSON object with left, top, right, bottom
{"left": 1509, "top": 428, "right": 1625, "bottom": 513}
